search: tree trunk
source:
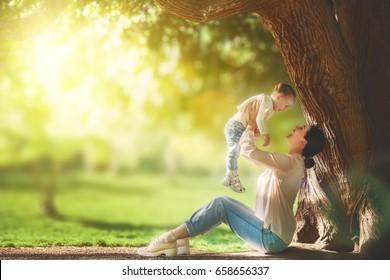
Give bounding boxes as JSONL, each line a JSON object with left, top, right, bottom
{"left": 257, "top": 0, "right": 368, "bottom": 251}
{"left": 38, "top": 159, "right": 60, "bottom": 217}
{"left": 294, "top": 168, "right": 352, "bottom": 251}
{"left": 334, "top": 0, "right": 390, "bottom": 257}
{"left": 258, "top": 0, "right": 390, "bottom": 256}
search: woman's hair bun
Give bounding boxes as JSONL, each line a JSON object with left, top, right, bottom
{"left": 304, "top": 157, "right": 315, "bottom": 169}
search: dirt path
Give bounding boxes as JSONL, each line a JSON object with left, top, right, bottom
{"left": 0, "top": 242, "right": 362, "bottom": 260}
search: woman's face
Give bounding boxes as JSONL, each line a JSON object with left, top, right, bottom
{"left": 285, "top": 125, "right": 311, "bottom": 147}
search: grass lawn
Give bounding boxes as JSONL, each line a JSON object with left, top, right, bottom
{"left": 0, "top": 171, "right": 260, "bottom": 252}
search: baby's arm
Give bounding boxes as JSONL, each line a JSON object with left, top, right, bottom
{"left": 242, "top": 103, "right": 293, "bottom": 169}
{"left": 256, "top": 117, "right": 270, "bottom": 146}
{"left": 254, "top": 99, "right": 271, "bottom": 146}
{"left": 263, "top": 134, "right": 270, "bottom": 146}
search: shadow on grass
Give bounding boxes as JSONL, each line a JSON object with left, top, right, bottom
{"left": 51, "top": 212, "right": 235, "bottom": 246}
{"left": 53, "top": 213, "right": 175, "bottom": 232}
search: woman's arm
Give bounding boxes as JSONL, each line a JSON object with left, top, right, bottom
{"left": 240, "top": 128, "right": 295, "bottom": 170}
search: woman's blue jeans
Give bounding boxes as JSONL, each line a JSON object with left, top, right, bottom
{"left": 224, "top": 119, "right": 246, "bottom": 173}
{"left": 185, "top": 196, "right": 288, "bottom": 253}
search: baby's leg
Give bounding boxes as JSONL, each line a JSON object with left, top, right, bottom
{"left": 223, "top": 120, "right": 245, "bottom": 192}
{"left": 224, "top": 120, "right": 245, "bottom": 173}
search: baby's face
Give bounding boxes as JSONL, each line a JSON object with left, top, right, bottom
{"left": 273, "top": 93, "right": 295, "bottom": 112}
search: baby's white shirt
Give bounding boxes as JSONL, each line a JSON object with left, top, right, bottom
{"left": 232, "top": 93, "right": 274, "bottom": 135}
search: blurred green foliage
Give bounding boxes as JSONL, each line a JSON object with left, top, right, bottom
{"left": 0, "top": 1, "right": 306, "bottom": 247}
{"left": 0, "top": 0, "right": 304, "bottom": 175}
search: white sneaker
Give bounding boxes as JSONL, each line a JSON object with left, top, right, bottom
{"left": 177, "top": 238, "right": 190, "bottom": 255}
{"left": 177, "top": 245, "right": 190, "bottom": 255}
{"left": 137, "top": 237, "right": 178, "bottom": 257}
{"left": 222, "top": 174, "right": 245, "bottom": 193}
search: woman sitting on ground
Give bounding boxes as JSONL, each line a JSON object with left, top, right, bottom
{"left": 138, "top": 101, "right": 326, "bottom": 256}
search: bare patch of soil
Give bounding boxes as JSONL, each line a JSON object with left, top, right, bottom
{"left": 0, "top": 242, "right": 362, "bottom": 260}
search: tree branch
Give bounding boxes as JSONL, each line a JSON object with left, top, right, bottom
{"left": 0, "top": 0, "right": 73, "bottom": 41}
{"left": 154, "top": 0, "right": 267, "bottom": 22}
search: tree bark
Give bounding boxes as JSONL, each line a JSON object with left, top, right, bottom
{"left": 0, "top": 0, "right": 72, "bottom": 41}
{"left": 330, "top": 0, "right": 390, "bottom": 256}
{"left": 334, "top": 0, "right": 390, "bottom": 179}
{"left": 154, "top": 0, "right": 265, "bottom": 22}
{"left": 294, "top": 168, "right": 352, "bottom": 251}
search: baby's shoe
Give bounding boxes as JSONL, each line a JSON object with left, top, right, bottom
{"left": 177, "top": 238, "right": 190, "bottom": 255}
{"left": 222, "top": 173, "right": 245, "bottom": 193}
{"left": 137, "top": 232, "right": 178, "bottom": 257}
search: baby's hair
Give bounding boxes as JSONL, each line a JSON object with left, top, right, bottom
{"left": 274, "top": 83, "right": 296, "bottom": 98}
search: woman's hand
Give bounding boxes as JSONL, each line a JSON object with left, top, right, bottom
{"left": 248, "top": 101, "right": 259, "bottom": 131}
